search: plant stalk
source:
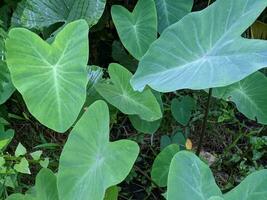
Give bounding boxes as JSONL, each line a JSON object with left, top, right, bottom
{"left": 196, "top": 88, "right": 213, "bottom": 156}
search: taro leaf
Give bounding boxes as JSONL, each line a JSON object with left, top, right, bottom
{"left": 6, "top": 20, "right": 89, "bottom": 133}
{"left": 213, "top": 72, "right": 267, "bottom": 125}
{"left": 58, "top": 100, "right": 139, "bottom": 200}
{"left": 224, "top": 169, "right": 267, "bottom": 200}
{"left": 151, "top": 144, "right": 179, "bottom": 187}
{"left": 111, "top": 0, "right": 157, "bottom": 60}
{"left": 155, "top": 0, "right": 193, "bottom": 34}
{"left": 167, "top": 151, "right": 222, "bottom": 200}
{"left": 12, "top": 0, "right": 106, "bottom": 29}
{"left": 95, "top": 63, "right": 162, "bottom": 121}
{"left": 131, "top": 0, "right": 267, "bottom": 92}
{"left": 129, "top": 91, "right": 163, "bottom": 134}
{"left": 112, "top": 41, "right": 138, "bottom": 72}
{"left": 251, "top": 21, "right": 267, "bottom": 39}
{"left": 171, "top": 96, "right": 196, "bottom": 126}
{"left": 35, "top": 168, "right": 58, "bottom": 200}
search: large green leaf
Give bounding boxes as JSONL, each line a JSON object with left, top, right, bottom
{"left": 224, "top": 170, "right": 267, "bottom": 200}
{"left": 111, "top": 0, "right": 157, "bottom": 60}
{"left": 151, "top": 144, "right": 179, "bottom": 187}
{"left": 6, "top": 194, "right": 35, "bottom": 200}
{"left": 6, "top": 20, "right": 89, "bottom": 133}
{"left": 12, "top": 0, "right": 106, "bottom": 29}
{"left": 95, "top": 63, "right": 162, "bottom": 121}
{"left": 35, "top": 168, "right": 58, "bottom": 200}
{"left": 213, "top": 72, "right": 267, "bottom": 125}
{"left": 131, "top": 0, "right": 267, "bottom": 92}
{"left": 167, "top": 151, "right": 222, "bottom": 200}
{"left": 58, "top": 100, "right": 139, "bottom": 200}
{"left": 155, "top": 0, "right": 193, "bottom": 34}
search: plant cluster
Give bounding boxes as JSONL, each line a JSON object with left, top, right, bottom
{"left": 0, "top": 0, "right": 267, "bottom": 199}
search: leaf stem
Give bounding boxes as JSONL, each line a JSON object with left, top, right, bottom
{"left": 196, "top": 88, "right": 213, "bottom": 156}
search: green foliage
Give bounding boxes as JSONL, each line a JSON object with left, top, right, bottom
{"left": 151, "top": 144, "right": 179, "bottom": 187}
{"left": 58, "top": 100, "right": 139, "bottom": 200}
{"left": 6, "top": 20, "right": 89, "bottom": 132}
{"left": 155, "top": 0, "right": 193, "bottom": 34}
{"left": 131, "top": 0, "right": 267, "bottom": 92}
{"left": 111, "top": 0, "right": 157, "bottom": 60}
{"left": 213, "top": 72, "right": 267, "bottom": 125}
{"left": 95, "top": 63, "right": 162, "bottom": 121}
{"left": 12, "top": 0, "right": 106, "bottom": 29}
{"left": 171, "top": 96, "right": 196, "bottom": 126}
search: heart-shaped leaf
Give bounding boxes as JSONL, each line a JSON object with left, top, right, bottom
{"left": 6, "top": 20, "right": 89, "bottom": 133}
{"left": 167, "top": 151, "right": 222, "bottom": 200}
{"left": 224, "top": 169, "right": 267, "bottom": 200}
{"left": 58, "top": 100, "right": 139, "bottom": 200}
{"left": 111, "top": 0, "right": 157, "bottom": 60}
{"left": 131, "top": 0, "right": 267, "bottom": 92}
{"left": 12, "top": 0, "right": 106, "bottom": 29}
{"left": 151, "top": 144, "right": 179, "bottom": 187}
{"left": 155, "top": 0, "right": 193, "bottom": 34}
{"left": 213, "top": 72, "right": 267, "bottom": 125}
{"left": 171, "top": 96, "right": 196, "bottom": 126}
{"left": 95, "top": 63, "right": 162, "bottom": 121}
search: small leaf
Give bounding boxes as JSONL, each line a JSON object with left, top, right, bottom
{"left": 0, "top": 128, "right": 14, "bottom": 150}
{"left": 111, "top": 0, "right": 157, "bottom": 60}
{"left": 30, "top": 151, "right": 42, "bottom": 161}
{"left": 104, "top": 186, "right": 119, "bottom": 200}
{"left": 40, "top": 158, "right": 49, "bottom": 168}
{"left": 14, "top": 157, "right": 30, "bottom": 174}
{"left": 171, "top": 96, "right": 196, "bottom": 126}
{"left": 15, "top": 143, "right": 27, "bottom": 157}
{"left": 151, "top": 144, "right": 179, "bottom": 187}
{"left": 58, "top": 100, "right": 139, "bottom": 200}
{"left": 95, "top": 63, "right": 162, "bottom": 121}
{"left": 185, "top": 139, "right": 193, "bottom": 150}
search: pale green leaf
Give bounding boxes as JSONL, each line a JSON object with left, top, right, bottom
{"left": 131, "top": 0, "right": 267, "bottom": 92}
{"left": 167, "top": 151, "right": 222, "bottom": 200}
{"left": 12, "top": 0, "right": 106, "bottom": 29}
{"left": 0, "top": 128, "right": 14, "bottom": 150}
{"left": 95, "top": 63, "right": 162, "bottom": 121}
{"left": 151, "top": 144, "right": 179, "bottom": 187}
{"left": 224, "top": 170, "right": 267, "bottom": 200}
{"left": 111, "top": 0, "right": 157, "bottom": 60}
{"left": 14, "top": 157, "right": 30, "bottom": 174}
{"left": 213, "top": 72, "right": 267, "bottom": 125}
{"left": 30, "top": 150, "right": 42, "bottom": 161}
{"left": 6, "top": 20, "right": 89, "bottom": 132}
{"left": 40, "top": 158, "right": 49, "bottom": 168}
{"left": 155, "top": 0, "right": 193, "bottom": 34}
{"left": 58, "top": 100, "right": 139, "bottom": 200}
{"left": 15, "top": 143, "right": 27, "bottom": 157}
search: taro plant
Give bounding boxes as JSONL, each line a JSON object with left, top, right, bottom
{"left": 0, "top": 0, "right": 267, "bottom": 199}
